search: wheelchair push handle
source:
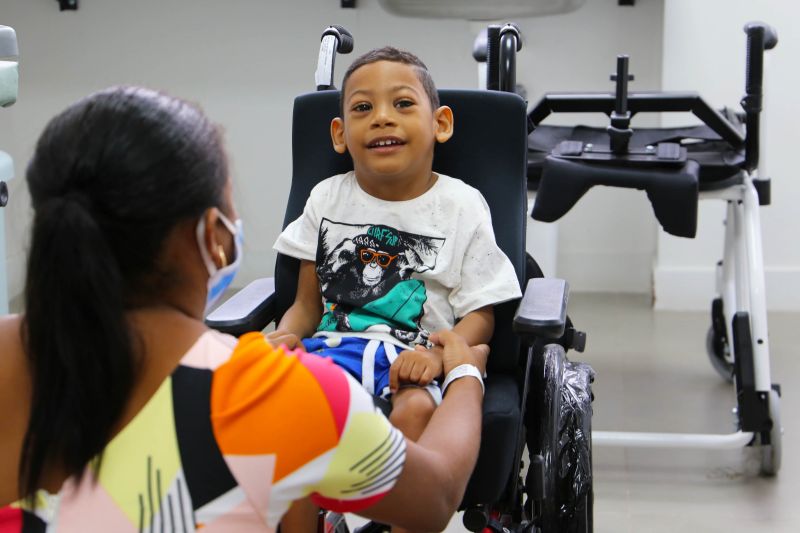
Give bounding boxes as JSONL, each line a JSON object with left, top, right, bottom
{"left": 742, "top": 21, "right": 778, "bottom": 172}
{"left": 315, "top": 25, "right": 354, "bottom": 91}
{"left": 481, "top": 23, "right": 522, "bottom": 93}
{"left": 743, "top": 22, "right": 777, "bottom": 110}
{"left": 323, "top": 25, "right": 354, "bottom": 54}
{"left": 498, "top": 23, "right": 521, "bottom": 93}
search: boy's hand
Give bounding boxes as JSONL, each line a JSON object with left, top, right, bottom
{"left": 430, "top": 330, "right": 490, "bottom": 377}
{"left": 389, "top": 346, "right": 443, "bottom": 393}
{"left": 265, "top": 329, "right": 306, "bottom": 351}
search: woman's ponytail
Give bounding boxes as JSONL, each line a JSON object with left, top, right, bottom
{"left": 20, "top": 194, "right": 135, "bottom": 497}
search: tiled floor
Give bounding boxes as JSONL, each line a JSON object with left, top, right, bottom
{"left": 572, "top": 293, "right": 797, "bottom": 533}
{"left": 347, "top": 292, "right": 798, "bottom": 532}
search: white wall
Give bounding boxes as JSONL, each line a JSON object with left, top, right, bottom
{"left": 655, "top": 0, "right": 800, "bottom": 310}
{"left": 0, "top": 0, "right": 664, "bottom": 309}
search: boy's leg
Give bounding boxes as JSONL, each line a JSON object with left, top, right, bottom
{"left": 281, "top": 497, "right": 320, "bottom": 533}
{"left": 389, "top": 387, "right": 437, "bottom": 442}
{"left": 389, "top": 389, "right": 438, "bottom": 533}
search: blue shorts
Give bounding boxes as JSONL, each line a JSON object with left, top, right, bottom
{"left": 303, "top": 336, "right": 441, "bottom": 403}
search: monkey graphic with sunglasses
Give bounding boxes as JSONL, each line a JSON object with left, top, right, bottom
{"left": 315, "top": 219, "right": 445, "bottom": 347}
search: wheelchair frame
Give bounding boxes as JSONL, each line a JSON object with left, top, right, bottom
{"left": 523, "top": 22, "right": 781, "bottom": 475}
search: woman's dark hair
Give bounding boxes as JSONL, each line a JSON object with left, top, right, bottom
{"left": 20, "top": 86, "right": 228, "bottom": 498}
{"left": 340, "top": 46, "right": 440, "bottom": 116}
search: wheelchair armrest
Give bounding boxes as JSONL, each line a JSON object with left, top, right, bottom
{"left": 205, "top": 278, "right": 277, "bottom": 336}
{"left": 513, "top": 277, "right": 568, "bottom": 340}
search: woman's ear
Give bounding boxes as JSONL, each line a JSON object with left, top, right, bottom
{"left": 201, "top": 207, "right": 227, "bottom": 270}
{"left": 331, "top": 117, "right": 348, "bottom": 154}
{"left": 433, "top": 105, "right": 454, "bottom": 144}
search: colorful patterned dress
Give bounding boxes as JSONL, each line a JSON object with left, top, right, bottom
{"left": 0, "top": 331, "right": 405, "bottom": 532}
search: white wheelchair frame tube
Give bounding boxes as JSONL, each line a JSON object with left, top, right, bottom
{"left": 595, "top": 173, "right": 770, "bottom": 450}
{"left": 711, "top": 175, "right": 771, "bottom": 390}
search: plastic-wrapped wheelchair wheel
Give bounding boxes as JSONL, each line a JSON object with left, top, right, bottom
{"left": 526, "top": 344, "right": 595, "bottom": 533}
{"left": 558, "top": 361, "right": 594, "bottom": 533}
{"left": 526, "top": 343, "right": 564, "bottom": 533}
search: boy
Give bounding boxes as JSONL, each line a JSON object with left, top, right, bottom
{"left": 270, "top": 47, "right": 520, "bottom": 530}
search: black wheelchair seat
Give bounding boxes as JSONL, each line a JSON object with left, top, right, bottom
{"left": 528, "top": 123, "right": 745, "bottom": 186}
{"left": 525, "top": 92, "right": 752, "bottom": 238}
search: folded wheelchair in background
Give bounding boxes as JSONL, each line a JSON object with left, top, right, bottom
{"left": 525, "top": 22, "right": 781, "bottom": 475}
{"left": 207, "top": 25, "right": 595, "bottom": 533}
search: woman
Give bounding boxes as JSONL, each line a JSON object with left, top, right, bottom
{"left": 0, "top": 87, "right": 487, "bottom": 532}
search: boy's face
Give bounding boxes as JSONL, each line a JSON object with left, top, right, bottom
{"left": 331, "top": 60, "right": 453, "bottom": 186}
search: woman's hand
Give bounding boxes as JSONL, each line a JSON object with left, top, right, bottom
{"left": 430, "top": 329, "right": 489, "bottom": 377}
{"left": 265, "top": 329, "right": 305, "bottom": 350}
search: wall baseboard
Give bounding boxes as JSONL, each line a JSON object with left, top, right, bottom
{"left": 654, "top": 266, "right": 800, "bottom": 311}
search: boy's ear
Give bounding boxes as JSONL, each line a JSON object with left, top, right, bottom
{"left": 331, "top": 117, "right": 348, "bottom": 154}
{"left": 433, "top": 105, "right": 454, "bottom": 144}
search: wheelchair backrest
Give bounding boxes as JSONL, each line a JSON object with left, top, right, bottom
{"left": 276, "top": 89, "right": 528, "bottom": 372}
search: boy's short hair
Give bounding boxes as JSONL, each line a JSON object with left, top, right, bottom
{"left": 340, "top": 46, "right": 440, "bottom": 116}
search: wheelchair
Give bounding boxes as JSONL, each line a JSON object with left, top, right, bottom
{"left": 207, "top": 25, "right": 596, "bottom": 533}
{"left": 522, "top": 22, "right": 781, "bottom": 475}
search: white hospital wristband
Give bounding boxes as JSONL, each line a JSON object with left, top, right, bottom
{"left": 442, "top": 364, "right": 485, "bottom": 396}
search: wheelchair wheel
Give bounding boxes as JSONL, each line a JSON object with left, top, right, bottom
{"left": 759, "top": 388, "right": 782, "bottom": 476}
{"left": 706, "top": 326, "right": 734, "bottom": 382}
{"left": 526, "top": 343, "right": 564, "bottom": 533}
{"left": 526, "top": 345, "right": 594, "bottom": 533}
{"left": 559, "top": 361, "right": 594, "bottom": 533}
{"left": 707, "top": 298, "right": 733, "bottom": 382}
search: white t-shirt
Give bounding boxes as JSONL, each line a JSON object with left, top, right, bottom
{"left": 274, "top": 171, "right": 522, "bottom": 349}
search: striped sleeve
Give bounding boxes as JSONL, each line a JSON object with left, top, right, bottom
{"left": 210, "top": 333, "right": 405, "bottom": 526}
{"left": 300, "top": 352, "right": 406, "bottom": 512}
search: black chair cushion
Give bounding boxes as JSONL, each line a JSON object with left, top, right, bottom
{"left": 461, "top": 374, "right": 521, "bottom": 506}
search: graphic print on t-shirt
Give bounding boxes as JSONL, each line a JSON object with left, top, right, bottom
{"left": 316, "top": 218, "right": 445, "bottom": 347}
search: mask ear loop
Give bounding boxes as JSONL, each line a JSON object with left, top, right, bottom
{"left": 216, "top": 211, "right": 240, "bottom": 265}
{"left": 197, "top": 209, "right": 238, "bottom": 274}
{"left": 196, "top": 215, "right": 218, "bottom": 276}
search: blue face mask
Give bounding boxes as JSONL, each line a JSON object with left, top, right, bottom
{"left": 196, "top": 211, "right": 244, "bottom": 315}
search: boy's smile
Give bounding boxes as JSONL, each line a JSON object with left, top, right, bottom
{"left": 366, "top": 136, "right": 405, "bottom": 153}
{"left": 331, "top": 60, "right": 453, "bottom": 201}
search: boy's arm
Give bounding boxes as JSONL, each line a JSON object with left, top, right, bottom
{"left": 389, "top": 306, "right": 494, "bottom": 391}
{"left": 453, "top": 305, "right": 494, "bottom": 346}
{"left": 266, "top": 260, "right": 322, "bottom": 349}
